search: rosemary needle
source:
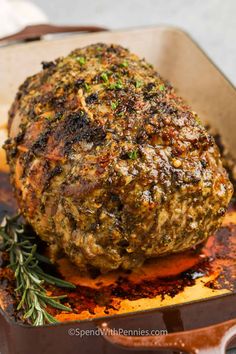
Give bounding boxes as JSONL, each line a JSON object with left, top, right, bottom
{"left": 0, "top": 215, "right": 76, "bottom": 326}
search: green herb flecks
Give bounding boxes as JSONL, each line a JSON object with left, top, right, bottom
{"left": 84, "top": 83, "right": 91, "bottom": 92}
{"left": 159, "top": 84, "right": 165, "bottom": 91}
{"left": 127, "top": 150, "right": 138, "bottom": 160}
{"left": 0, "top": 215, "right": 75, "bottom": 326}
{"left": 119, "top": 60, "right": 128, "bottom": 68}
{"left": 109, "top": 80, "right": 123, "bottom": 90}
{"left": 111, "top": 101, "right": 119, "bottom": 110}
{"left": 135, "top": 80, "right": 142, "bottom": 88}
{"left": 76, "top": 56, "right": 86, "bottom": 65}
{"left": 101, "top": 72, "right": 109, "bottom": 83}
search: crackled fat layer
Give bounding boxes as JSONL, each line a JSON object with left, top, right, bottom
{"left": 4, "top": 43, "right": 233, "bottom": 272}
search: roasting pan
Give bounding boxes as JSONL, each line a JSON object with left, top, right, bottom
{"left": 0, "top": 25, "right": 236, "bottom": 354}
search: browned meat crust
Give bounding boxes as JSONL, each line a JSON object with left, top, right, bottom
{"left": 4, "top": 43, "right": 233, "bottom": 272}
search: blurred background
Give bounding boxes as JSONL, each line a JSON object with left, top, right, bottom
{"left": 0, "top": 0, "right": 236, "bottom": 85}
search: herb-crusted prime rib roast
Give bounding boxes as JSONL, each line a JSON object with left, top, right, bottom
{"left": 4, "top": 44, "right": 233, "bottom": 272}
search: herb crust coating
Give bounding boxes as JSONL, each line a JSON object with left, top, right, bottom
{"left": 5, "top": 43, "right": 233, "bottom": 272}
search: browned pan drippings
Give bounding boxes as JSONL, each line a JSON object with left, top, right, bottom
{"left": 0, "top": 169, "right": 236, "bottom": 324}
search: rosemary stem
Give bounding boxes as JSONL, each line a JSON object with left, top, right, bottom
{"left": 0, "top": 215, "right": 75, "bottom": 326}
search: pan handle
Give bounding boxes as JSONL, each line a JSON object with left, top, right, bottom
{"left": 98, "top": 318, "right": 236, "bottom": 354}
{"left": 0, "top": 24, "right": 108, "bottom": 43}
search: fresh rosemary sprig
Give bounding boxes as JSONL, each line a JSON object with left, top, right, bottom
{"left": 0, "top": 215, "right": 75, "bottom": 326}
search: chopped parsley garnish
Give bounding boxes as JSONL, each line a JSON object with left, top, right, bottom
{"left": 84, "top": 83, "right": 91, "bottom": 92}
{"left": 128, "top": 150, "right": 138, "bottom": 160}
{"left": 120, "top": 60, "right": 128, "bottom": 68}
{"left": 111, "top": 101, "right": 119, "bottom": 110}
{"left": 109, "top": 80, "right": 123, "bottom": 90}
{"left": 116, "top": 80, "right": 123, "bottom": 89}
{"left": 135, "top": 80, "right": 142, "bottom": 88}
{"left": 101, "top": 72, "right": 109, "bottom": 83}
{"left": 76, "top": 56, "right": 86, "bottom": 65}
{"left": 159, "top": 84, "right": 165, "bottom": 91}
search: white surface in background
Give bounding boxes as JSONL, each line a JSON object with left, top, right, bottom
{"left": 0, "top": 0, "right": 47, "bottom": 37}
{"left": 29, "top": 0, "right": 236, "bottom": 86}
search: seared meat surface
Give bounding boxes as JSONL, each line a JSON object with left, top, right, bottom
{"left": 4, "top": 44, "right": 233, "bottom": 272}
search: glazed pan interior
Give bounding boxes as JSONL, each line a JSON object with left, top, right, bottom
{"left": 0, "top": 26, "right": 236, "bottom": 325}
